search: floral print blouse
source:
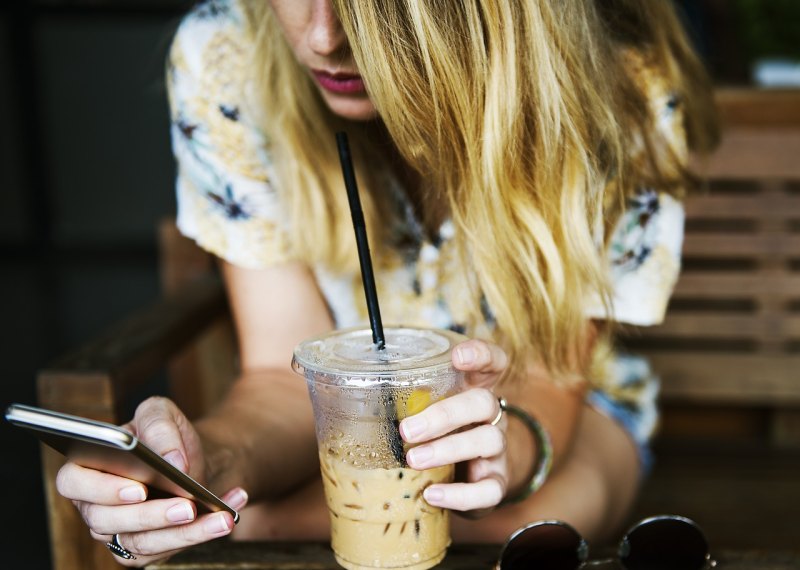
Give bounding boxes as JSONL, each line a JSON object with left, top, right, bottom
{"left": 167, "top": 0, "right": 689, "bottom": 468}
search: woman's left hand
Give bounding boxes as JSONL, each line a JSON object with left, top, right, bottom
{"left": 399, "top": 339, "right": 509, "bottom": 514}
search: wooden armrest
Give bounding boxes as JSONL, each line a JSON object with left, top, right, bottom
{"left": 35, "top": 274, "right": 229, "bottom": 570}
{"left": 37, "top": 273, "right": 228, "bottom": 421}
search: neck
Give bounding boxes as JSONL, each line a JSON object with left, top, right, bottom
{"left": 358, "top": 120, "right": 447, "bottom": 239}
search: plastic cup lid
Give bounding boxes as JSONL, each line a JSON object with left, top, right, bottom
{"left": 292, "top": 326, "right": 466, "bottom": 384}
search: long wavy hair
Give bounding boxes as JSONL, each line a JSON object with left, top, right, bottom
{"left": 242, "top": 0, "right": 718, "bottom": 381}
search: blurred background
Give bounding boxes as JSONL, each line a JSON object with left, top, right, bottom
{"left": 0, "top": 1, "right": 798, "bottom": 568}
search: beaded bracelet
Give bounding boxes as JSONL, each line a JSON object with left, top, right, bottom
{"left": 499, "top": 400, "right": 554, "bottom": 506}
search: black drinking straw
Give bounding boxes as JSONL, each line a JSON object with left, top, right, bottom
{"left": 336, "top": 131, "right": 386, "bottom": 350}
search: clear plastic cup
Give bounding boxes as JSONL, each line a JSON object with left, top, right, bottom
{"left": 292, "top": 326, "right": 466, "bottom": 570}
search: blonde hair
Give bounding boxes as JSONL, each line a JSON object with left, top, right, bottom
{"left": 243, "top": 0, "right": 717, "bottom": 381}
{"left": 242, "top": 2, "right": 384, "bottom": 273}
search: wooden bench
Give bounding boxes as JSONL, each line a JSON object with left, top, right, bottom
{"left": 35, "top": 89, "right": 800, "bottom": 570}
{"left": 621, "top": 88, "right": 800, "bottom": 446}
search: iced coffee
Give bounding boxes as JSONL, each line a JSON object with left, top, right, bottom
{"left": 293, "top": 327, "right": 465, "bottom": 570}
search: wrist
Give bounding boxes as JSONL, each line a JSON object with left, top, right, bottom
{"left": 500, "top": 402, "right": 553, "bottom": 506}
{"left": 195, "top": 418, "right": 247, "bottom": 494}
{"left": 505, "top": 406, "right": 538, "bottom": 495}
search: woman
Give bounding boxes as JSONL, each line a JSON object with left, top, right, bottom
{"left": 56, "top": 0, "right": 718, "bottom": 565}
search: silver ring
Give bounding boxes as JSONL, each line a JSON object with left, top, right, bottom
{"left": 106, "top": 533, "right": 136, "bottom": 560}
{"left": 489, "top": 396, "right": 507, "bottom": 426}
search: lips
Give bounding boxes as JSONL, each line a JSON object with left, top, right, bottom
{"left": 312, "top": 70, "right": 366, "bottom": 95}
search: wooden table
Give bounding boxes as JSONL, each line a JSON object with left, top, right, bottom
{"left": 148, "top": 540, "right": 800, "bottom": 569}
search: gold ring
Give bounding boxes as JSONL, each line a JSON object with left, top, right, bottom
{"left": 489, "top": 397, "right": 507, "bottom": 426}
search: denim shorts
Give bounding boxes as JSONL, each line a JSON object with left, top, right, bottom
{"left": 586, "top": 353, "right": 660, "bottom": 475}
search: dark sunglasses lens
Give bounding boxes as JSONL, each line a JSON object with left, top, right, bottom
{"left": 620, "top": 517, "right": 709, "bottom": 570}
{"left": 499, "top": 522, "right": 584, "bottom": 570}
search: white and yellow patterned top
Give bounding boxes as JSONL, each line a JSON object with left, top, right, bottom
{"left": 167, "top": 0, "right": 689, "bottom": 470}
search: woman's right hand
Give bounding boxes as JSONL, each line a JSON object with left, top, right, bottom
{"left": 55, "top": 396, "right": 249, "bottom": 567}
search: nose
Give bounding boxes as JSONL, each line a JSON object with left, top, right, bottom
{"left": 308, "top": 0, "right": 347, "bottom": 56}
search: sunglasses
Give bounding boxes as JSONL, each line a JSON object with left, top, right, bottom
{"left": 496, "top": 515, "right": 716, "bottom": 569}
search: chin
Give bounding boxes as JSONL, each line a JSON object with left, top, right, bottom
{"left": 323, "top": 93, "right": 379, "bottom": 122}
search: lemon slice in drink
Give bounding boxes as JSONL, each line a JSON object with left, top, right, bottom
{"left": 405, "top": 388, "right": 432, "bottom": 417}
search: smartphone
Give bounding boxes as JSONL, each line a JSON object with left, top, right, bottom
{"left": 5, "top": 403, "right": 238, "bottom": 523}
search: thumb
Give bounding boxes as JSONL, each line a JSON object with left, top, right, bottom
{"left": 131, "top": 397, "right": 191, "bottom": 473}
{"left": 453, "top": 339, "right": 509, "bottom": 389}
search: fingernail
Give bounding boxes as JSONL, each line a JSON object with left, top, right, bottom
{"left": 457, "top": 346, "right": 475, "bottom": 365}
{"left": 166, "top": 502, "right": 195, "bottom": 523}
{"left": 401, "top": 416, "right": 428, "bottom": 440}
{"left": 407, "top": 445, "right": 434, "bottom": 467}
{"left": 204, "top": 512, "right": 232, "bottom": 535}
{"left": 228, "top": 488, "right": 248, "bottom": 510}
{"left": 163, "top": 450, "right": 187, "bottom": 473}
{"left": 118, "top": 485, "right": 146, "bottom": 503}
{"left": 424, "top": 487, "right": 445, "bottom": 505}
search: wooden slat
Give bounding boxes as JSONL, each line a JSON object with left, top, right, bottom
{"left": 693, "top": 129, "right": 800, "bottom": 180}
{"left": 634, "top": 314, "right": 800, "bottom": 340}
{"left": 684, "top": 194, "right": 800, "bottom": 219}
{"left": 658, "top": 405, "right": 770, "bottom": 440}
{"left": 772, "top": 410, "right": 800, "bottom": 447}
{"left": 716, "top": 88, "right": 800, "bottom": 128}
{"left": 159, "top": 219, "right": 215, "bottom": 293}
{"left": 646, "top": 352, "right": 800, "bottom": 404}
{"left": 37, "top": 373, "right": 115, "bottom": 419}
{"left": 683, "top": 233, "right": 800, "bottom": 257}
{"left": 672, "top": 272, "right": 800, "bottom": 299}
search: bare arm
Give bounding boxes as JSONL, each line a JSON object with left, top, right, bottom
{"left": 396, "top": 322, "right": 596, "bottom": 514}
{"left": 197, "top": 259, "right": 334, "bottom": 500}
{"left": 452, "top": 322, "right": 641, "bottom": 542}
{"left": 500, "top": 321, "right": 598, "bottom": 497}
{"left": 54, "top": 258, "right": 334, "bottom": 566}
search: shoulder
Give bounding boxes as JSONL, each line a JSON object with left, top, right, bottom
{"left": 168, "top": 1, "right": 285, "bottom": 269}
{"left": 168, "top": 0, "right": 270, "bottom": 180}
{"left": 170, "top": 0, "right": 247, "bottom": 75}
